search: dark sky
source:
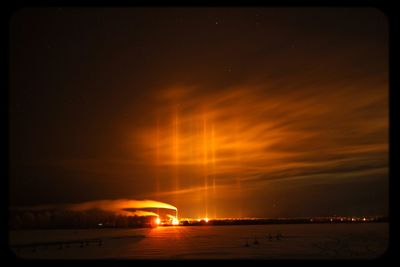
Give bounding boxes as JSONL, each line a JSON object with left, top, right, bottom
{"left": 9, "top": 8, "right": 388, "bottom": 219}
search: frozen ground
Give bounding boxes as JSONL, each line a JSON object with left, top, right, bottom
{"left": 9, "top": 223, "right": 388, "bottom": 259}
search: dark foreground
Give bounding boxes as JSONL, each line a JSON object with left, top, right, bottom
{"left": 10, "top": 223, "right": 388, "bottom": 259}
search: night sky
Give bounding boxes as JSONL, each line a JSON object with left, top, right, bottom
{"left": 9, "top": 8, "right": 388, "bottom": 218}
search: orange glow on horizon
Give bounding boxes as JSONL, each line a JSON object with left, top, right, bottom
{"left": 135, "top": 85, "right": 388, "bottom": 219}
{"left": 172, "top": 217, "right": 179, "bottom": 225}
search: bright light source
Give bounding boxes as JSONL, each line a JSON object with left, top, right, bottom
{"left": 155, "top": 218, "right": 161, "bottom": 225}
{"left": 205, "top": 218, "right": 209, "bottom": 223}
{"left": 172, "top": 217, "right": 179, "bottom": 225}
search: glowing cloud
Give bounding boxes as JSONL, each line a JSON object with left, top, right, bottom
{"left": 67, "top": 199, "right": 177, "bottom": 212}
{"left": 13, "top": 199, "right": 177, "bottom": 217}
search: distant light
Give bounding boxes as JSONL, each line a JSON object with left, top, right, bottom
{"left": 155, "top": 218, "right": 161, "bottom": 225}
{"left": 172, "top": 218, "right": 179, "bottom": 225}
{"left": 98, "top": 223, "right": 103, "bottom": 226}
{"left": 363, "top": 218, "right": 366, "bottom": 221}
{"left": 205, "top": 218, "right": 209, "bottom": 223}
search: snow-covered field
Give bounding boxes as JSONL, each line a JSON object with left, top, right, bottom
{"left": 9, "top": 223, "right": 388, "bottom": 259}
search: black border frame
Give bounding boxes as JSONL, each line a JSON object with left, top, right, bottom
{"left": 3, "top": 0, "right": 398, "bottom": 266}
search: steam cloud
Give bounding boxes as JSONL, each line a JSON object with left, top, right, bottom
{"left": 13, "top": 199, "right": 177, "bottom": 217}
